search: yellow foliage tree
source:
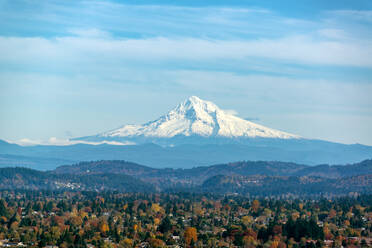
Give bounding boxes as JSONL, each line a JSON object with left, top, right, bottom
{"left": 70, "top": 216, "right": 83, "bottom": 226}
{"left": 120, "top": 238, "right": 133, "bottom": 248}
{"left": 298, "top": 203, "right": 303, "bottom": 210}
{"left": 241, "top": 215, "right": 253, "bottom": 226}
{"left": 270, "top": 240, "right": 279, "bottom": 248}
{"left": 79, "top": 211, "right": 88, "bottom": 219}
{"left": 151, "top": 203, "right": 164, "bottom": 213}
{"left": 154, "top": 218, "right": 161, "bottom": 225}
{"left": 291, "top": 211, "right": 300, "bottom": 221}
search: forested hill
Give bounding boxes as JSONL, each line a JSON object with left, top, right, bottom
{"left": 0, "top": 159, "right": 371, "bottom": 196}
{"left": 0, "top": 167, "right": 153, "bottom": 192}
{"left": 54, "top": 159, "right": 372, "bottom": 180}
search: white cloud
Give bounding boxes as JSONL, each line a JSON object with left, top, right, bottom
{"left": 9, "top": 137, "right": 134, "bottom": 146}
{"left": 330, "top": 10, "right": 372, "bottom": 22}
{"left": 1, "top": 2, "right": 372, "bottom": 145}
{"left": 317, "top": 29, "right": 348, "bottom": 40}
{"left": 68, "top": 28, "right": 111, "bottom": 38}
{"left": 16, "top": 138, "right": 43, "bottom": 146}
{"left": 223, "top": 109, "right": 239, "bottom": 115}
{"left": 164, "top": 70, "right": 372, "bottom": 115}
{"left": 1, "top": 33, "right": 371, "bottom": 68}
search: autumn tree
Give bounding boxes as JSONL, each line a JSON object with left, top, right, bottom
{"left": 252, "top": 200, "right": 260, "bottom": 213}
{"left": 150, "top": 238, "right": 166, "bottom": 248}
{"left": 184, "top": 227, "right": 197, "bottom": 246}
{"left": 99, "top": 221, "right": 109, "bottom": 234}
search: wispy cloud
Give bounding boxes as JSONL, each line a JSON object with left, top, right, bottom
{"left": 1, "top": 33, "right": 371, "bottom": 70}
{"left": 1, "top": 1, "right": 371, "bottom": 69}
{"left": 67, "top": 28, "right": 111, "bottom": 38}
{"left": 329, "top": 10, "right": 372, "bottom": 22}
{"left": 223, "top": 109, "right": 239, "bottom": 116}
{"left": 1, "top": 0, "right": 372, "bottom": 145}
{"left": 9, "top": 137, "right": 134, "bottom": 146}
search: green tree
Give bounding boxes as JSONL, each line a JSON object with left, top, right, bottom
{"left": 159, "top": 216, "right": 172, "bottom": 233}
{"left": 0, "top": 199, "right": 8, "bottom": 218}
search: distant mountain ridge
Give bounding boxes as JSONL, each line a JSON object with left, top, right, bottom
{"left": 55, "top": 159, "right": 372, "bottom": 182}
{"left": 1, "top": 138, "right": 372, "bottom": 169}
{"left": 0, "top": 159, "right": 371, "bottom": 196}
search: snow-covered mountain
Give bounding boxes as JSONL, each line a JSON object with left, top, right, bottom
{"left": 3, "top": 97, "right": 372, "bottom": 167}
{"left": 74, "top": 96, "right": 300, "bottom": 145}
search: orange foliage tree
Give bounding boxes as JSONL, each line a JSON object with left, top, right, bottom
{"left": 99, "top": 221, "right": 109, "bottom": 233}
{"left": 184, "top": 227, "right": 197, "bottom": 246}
{"left": 252, "top": 199, "right": 260, "bottom": 213}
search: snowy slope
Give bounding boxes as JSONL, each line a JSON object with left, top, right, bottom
{"left": 95, "top": 96, "right": 299, "bottom": 140}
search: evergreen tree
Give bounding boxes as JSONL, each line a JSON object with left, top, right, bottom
{"left": 0, "top": 199, "right": 8, "bottom": 218}
{"left": 159, "top": 216, "right": 172, "bottom": 233}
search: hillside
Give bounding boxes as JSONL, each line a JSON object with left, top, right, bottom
{"left": 0, "top": 159, "right": 371, "bottom": 196}
{"left": 2, "top": 138, "right": 372, "bottom": 170}
{"left": 54, "top": 159, "right": 372, "bottom": 183}
{"left": 0, "top": 167, "right": 153, "bottom": 192}
{"left": 201, "top": 174, "right": 372, "bottom": 196}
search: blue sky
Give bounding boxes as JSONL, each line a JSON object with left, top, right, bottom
{"left": 0, "top": 0, "right": 372, "bottom": 145}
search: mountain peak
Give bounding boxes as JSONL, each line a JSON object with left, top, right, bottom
{"left": 76, "top": 96, "right": 300, "bottom": 143}
{"left": 179, "top": 96, "right": 219, "bottom": 111}
{"left": 187, "top": 95, "right": 202, "bottom": 102}
{"left": 172, "top": 96, "right": 220, "bottom": 122}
